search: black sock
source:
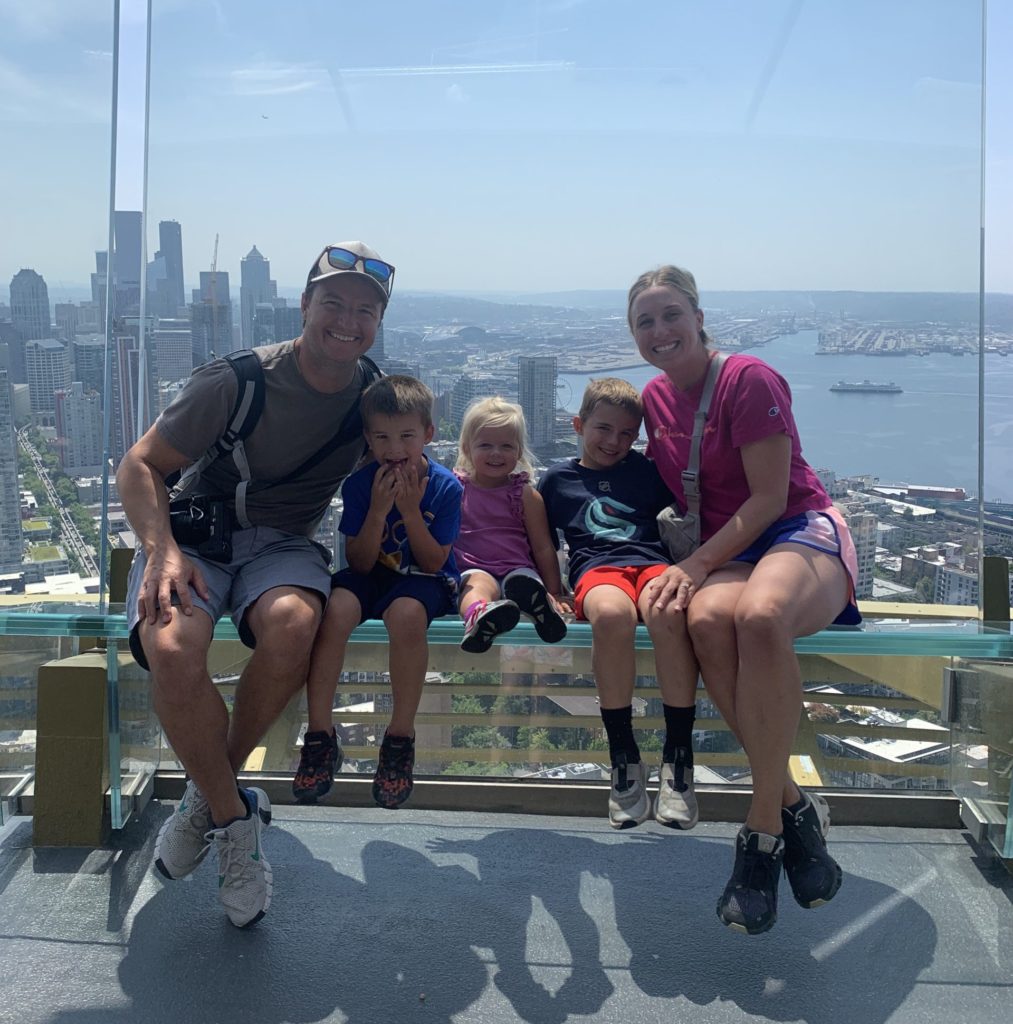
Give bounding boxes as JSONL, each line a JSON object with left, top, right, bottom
{"left": 662, "top": 704, "right": 696, "bottom": 764}
{"left": 600, "top": 705, "right": 640, "bottom": 765}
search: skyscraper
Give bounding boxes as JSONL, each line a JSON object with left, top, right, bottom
{"left": 25, "top": 338, "right": 70, "bottom": 426}
{"left": 113, "top": 210, "right": 143, "bottom": 315}
{"left": 9, "top": 268, "right": 51, "bottom": 383}
{"left": 158, "top": 220, "right": 185, "bottom": 313}
{"left": 239, "top": 246, "right": 277, "bottom": 348}
{"left": 0, "top": 366, "right": 23, "bottom": 571}
{"left": 191, "top": 270, "right": 233, "bottom": 365}
{"left": 518, "top": 355, "right": 558, "bottom": 451}
{"left": 71, "top": 336, "right": 105, "bottom": 394}
{"left": 55, "top": 382, "right": 103, "bottom": 476}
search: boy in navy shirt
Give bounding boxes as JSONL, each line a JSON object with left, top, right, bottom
{"left": 294, "top": 376, "right": 462, "bottom": 808}
{"left": 539, "top": 378, "right": 699, "bottom": 830}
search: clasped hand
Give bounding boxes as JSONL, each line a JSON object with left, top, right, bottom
{"left": 370, "top": 461, "right": 429, "bottom": 517}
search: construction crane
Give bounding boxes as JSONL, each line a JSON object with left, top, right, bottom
{"left": 208, "top": 232, "right": 219, "bottom": 360}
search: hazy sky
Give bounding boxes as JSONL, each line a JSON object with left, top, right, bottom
{"left": 2, "top": 0, "right": 1010, "bottom": 299}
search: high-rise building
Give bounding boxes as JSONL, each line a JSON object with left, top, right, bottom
{"left": 25, "top": 338, "right": 70, "bottom": 426}
{"left": 113, "top": 210, "right": 143, "bottom": 316}
{"left": 518, "top": 355, "right": 558, "bottom": 451}
{"left": 55, "top": 382, "right": 103, "bottom": 476}
{"left": 837, "top": 500, "right": 878, "bottom": 599}
{"left": 152, "top": 320, "right": 193, "bottom": 382}
{"left": 91, "top": 251, "right": 108, "bottom": 325}
{"left": 9, "top": 268, "right": 51, "bottom": 383}
{"left": 158, "top": 220, "right": 185, "bottom": 313}
{"left": 273, "top": 305, "right": 303, "bottom": 343}
{"left": 71, "top": 336, "right": 106, "bottom": 394}
{"left": 190, "top": 270, "right": 233, "bottom": 365}
{"left": 252, "top": 302, "right": 276, "bottom": 346}
{"left": 0, "top": 367, "right": 23, "bottom": 571}
{"left": 239, "top": 245, "right": 277, "bottom": 348}
{"left": 450, "top": 373, "right": 514, "bottom": 430}
{"left": 54, "top": 303, "right": 79, "bottom": 341}
{"left": 110, "top": 333, "right": 143, "bottom": 463}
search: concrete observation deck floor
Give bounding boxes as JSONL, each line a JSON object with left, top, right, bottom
{"left": 0, "top": 804, "right": 1011, "bottom": 1024}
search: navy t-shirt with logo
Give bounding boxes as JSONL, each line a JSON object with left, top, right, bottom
{"left": 537, "top": 452, "right": 673, "bottom": 589}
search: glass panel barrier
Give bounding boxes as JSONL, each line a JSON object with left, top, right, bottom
{"left": 950, "top": 657, "right": 1013, "bottom": 859}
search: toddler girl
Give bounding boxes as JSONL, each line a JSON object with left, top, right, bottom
{"left": 454, "top": 397, "right": 568, "bottom": 652}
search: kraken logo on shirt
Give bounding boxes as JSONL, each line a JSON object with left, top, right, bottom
{"left": 584, "top": 497, "right": 637, "bottom": 540}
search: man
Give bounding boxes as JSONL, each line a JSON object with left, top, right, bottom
{"left": 117, "top": 241, "right": 393, "bottom": 927}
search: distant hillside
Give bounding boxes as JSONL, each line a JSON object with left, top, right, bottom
{"left": 465, "top": 289, "right": 1013, "bottom": 329}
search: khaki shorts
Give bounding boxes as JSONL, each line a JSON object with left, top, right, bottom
{"left": 126, "top": 526, "right": 331, "bottom": 670}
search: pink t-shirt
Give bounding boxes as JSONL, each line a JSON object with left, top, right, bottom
{"left": 643, "top": 354, "right": 831, "bottom": 542}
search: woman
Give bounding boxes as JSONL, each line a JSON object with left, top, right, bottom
{"left": 629, "top": 265, "right": 860, "bottom": 935}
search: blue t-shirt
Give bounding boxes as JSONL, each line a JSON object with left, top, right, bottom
{"left": 339, "top": 455, "right": 463, "bottom": 582}
{"left": 537, "top": 452, "right": 673, "bottom": 588}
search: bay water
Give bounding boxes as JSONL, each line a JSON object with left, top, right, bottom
{"left": 558, "top": 330, "right": 1013, "bottom": 503}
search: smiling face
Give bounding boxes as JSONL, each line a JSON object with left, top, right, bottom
{"left": 297, "top": 275, "right": 383, "bottom": 388}
{"left": 630, "top": 284, "right": 709, "bottom": 387}
{"left": 574, "top": 402, "right": 641, "bottom": 471}
{"left": 465, "top": 424, "right": 522, "bottom": 487}
{"left": 365, "top": 412, "right": 434, "bottom": 473}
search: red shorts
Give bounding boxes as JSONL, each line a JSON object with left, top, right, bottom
{"left": 573, "top": 563, "right": 668, "bottom": 620}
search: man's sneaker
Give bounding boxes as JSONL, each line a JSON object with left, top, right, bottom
{"left": 372, "top": 734, "right": 416, "bottom": 809}
{"left": 461, "top": 599, "right": 520, "bottom": 653}
{"left": 292, "top": 728, "right": 343, "bottom": 803}
{"left": 207, "top": 787, "right": 273, "bottom": 928}
{"left": 503, "top": 574, "right": 567, "bottom": 643}
{"left": 717, "top": 827, "right": 785, "bottom": 935}
{"left": 608, "top": 753, "right": 651, "bottom": 830}
{"left": 654, "top": 749, "right": 699, "bottom": 830}
{"left": 154, "top": 780, "right": 214, "bottom": 880}
{"left": 781, "top": 790, "right": 843, "bottom": 908}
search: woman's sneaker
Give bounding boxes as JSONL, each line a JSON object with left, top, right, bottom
{"left": 717, "top": 827, "right": 785, "bottom": 935}
{"left": 372, "top": 734, "right": 416, "bottom": 809}
{"left": 292, "top": 728, "right": 343, "bottom": 803}
{"left": 781, "top": 790, "right": 843, "bottom": 908}
{"left": 608, "top": 753, "right": 651, "bottom": 829}
{"left": 461, "top": 599, "right": 520, "bottom": 653}
{"left": 653, "top": 749, "right": 699, "bottom": 830}
{"left": 208, "top": 787, "right": 273, "bottom": 928}
{"left": 154, "top": 780, "right": 214, "bottom": 880}
{"left": 503, "top": 575, "right": 567, "bottom": 643}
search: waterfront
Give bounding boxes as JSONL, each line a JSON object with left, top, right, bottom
{"left": 559, "top": 331, "right": 1013, "bottom": 503}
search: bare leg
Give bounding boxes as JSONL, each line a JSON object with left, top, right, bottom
{"left": 639, "top": 584, "right": 698, "bottom": 706}
{"left": 384, "top": 597, "right": 430, "bottom": 736}
{"left": 305, "top": 588, "right": 362, "bottom": 734}
{"left": 139, "top": 608, "right": 245, "bottom": 826}
{"left": 730, "top": 545, "right": 848, "bottom": 834}
{"left": 582, "top": 585, "right": 639, "bottom": 708}
{"left": 228, "top": 587, "right": 323, "bottom": 771}
{"left": 458, "top": 570, "right": 500, "bottom": 614}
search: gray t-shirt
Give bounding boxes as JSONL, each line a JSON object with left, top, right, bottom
{"left": 157, "top": 340, "right": 367, "bottom": 536}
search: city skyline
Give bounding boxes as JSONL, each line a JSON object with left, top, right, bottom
{"left": 1, "top": 1, "right": 1011, "bottom": 296}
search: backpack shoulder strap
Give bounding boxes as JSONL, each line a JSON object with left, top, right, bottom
{"left": 167, "top": 349, "right": 266, "bottom": 500}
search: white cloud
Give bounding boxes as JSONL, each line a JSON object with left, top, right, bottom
{"left": 0, "top": 55, "right": 107, "bottom": 122}
{"left": 230, "top": 63, "right": 331, "bottom": 97}
{"left": 446, "top": 83, "right": 468, "bottom": 105}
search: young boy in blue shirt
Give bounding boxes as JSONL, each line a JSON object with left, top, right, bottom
{"left": 538, "top": 378, "right": 699, "bottom": 830}
{"left": 294, "top": 376, "right": 462, "bottom": 808}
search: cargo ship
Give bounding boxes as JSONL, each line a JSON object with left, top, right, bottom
{"left": 829, "top": 380, "right": 903, "bottom": 394}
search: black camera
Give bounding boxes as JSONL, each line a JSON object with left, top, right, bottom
{"left": 168, "top": 496, "right": 233, "bottom": 564}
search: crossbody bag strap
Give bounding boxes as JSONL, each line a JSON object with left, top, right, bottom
{"left": 681, "top": 352, "right": 726, "bottom": 518}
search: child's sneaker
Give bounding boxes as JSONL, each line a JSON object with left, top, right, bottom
{"left": 607, "top": 752, "right": 651, "bottom": 829}
{"left": 372, "top": 733, "right": 416, "bottom": 809}
{"left": 653, "top": 748, "right": 699, "bottom": 830}
{"left": 207, "top": 787, "right": 273, "bottom": 928}
{"left": 461, "top": 599, "right": 520, "bottom": 653}
{"left": 503, "top": 574, "right": 567, "bottom": 643}
{"left": 781, "top": 790, "right": 842, "bottom": 908}
{"left": 292, "top": 728, "right": 343, "bottom": 803}
{"left": 717, "top": 827, "right": 784, "bottom": 935}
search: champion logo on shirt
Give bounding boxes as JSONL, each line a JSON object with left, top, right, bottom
{"left": 598, "top": 480, "right": 612, "bottom": 492}
{"left": 769, "top": 405, "right": 780, "bottom": 417}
